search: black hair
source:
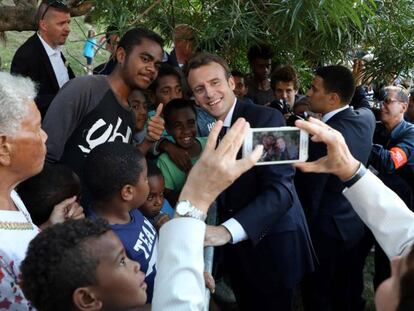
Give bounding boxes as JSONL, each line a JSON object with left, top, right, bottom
{"left": 315, "top": 65, "right": 356, "bottom": 105}
{"left": 247, "top": 44, "right": 274, "bottom": 63}
{"left": 105, "top": 25, "right": 118, "bottom": 42}
{"left": 20, "top": 218, "right": 111, "bottom": 311}
{"left": 17, "top": 163, "right": 81, "bottom": 226}
{"left": 184, "top": 52, "right": 231, "bottom": 79}
{"left": 117, "top": 27, "right": 164, "bottom": 57}
{"left": 149, "top": 63, "right": 182, "bottom": 91}
{"left": 147, "top": 161, "right": 163, "bottom": 178}
{"left": 84, "top": 142, "right": 145, "bottom": 202}
{"left": 163, "top": 98, "right": 197, "bottom": 128}
{"left": 231, "top": 70, "right": 245, "bottom": 78}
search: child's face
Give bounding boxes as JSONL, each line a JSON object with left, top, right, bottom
{"left": 154, "top": 75, "right": 182, "bottom": 106}
{"left": 142, "top": 175, "right": 165, "bottom": 217}
{"left": 167, "top": 107, "right": 197, "bottom": 149}
{"left": 233, "top": 76, "right": 247, "bottom": 99}
{"left": 90, "top": 230, "right": 147, "bottom": 309}
{"left": 129, "top": 91, "right": 148, "bottom": 131}
{"left": 131, "top": 160, "right": 150, "bottom": 208}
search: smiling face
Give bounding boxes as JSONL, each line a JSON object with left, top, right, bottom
{"left": 166, "top": 107, "right": 197, "bottom": 149}
{"left": 119, "top": 38, "right": 163, "bottom": 90}
{"left": 88, "top": 230, "right": 147, "bottom": 309}
{"left": 187, "top": 62, "right": 236, "bottom": 121}
{"left": 39, "top": 8, "right": 71, "bottom": 48}
{"left": 154, "top": 74, "right": 183, "bottom": 105}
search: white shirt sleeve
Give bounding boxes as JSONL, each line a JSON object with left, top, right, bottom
{"left": 152, "top": 218, "right": 206, "bottom": 311}
{"left": 222, "top": 218, "right": 248, "bottom": 244}
{"left": 343, "top": 170, "right": 414, "bottom": 258}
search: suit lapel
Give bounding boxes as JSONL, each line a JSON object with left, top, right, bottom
{"left": 231, "top": 100, "right": 245, "bottom": 125}
{"left": 33, "top": 34, "right": 61, "bottom": 92}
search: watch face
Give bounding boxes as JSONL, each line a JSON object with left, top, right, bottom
{"left": 176, "top": 200, "right": 190, "bottom": 215}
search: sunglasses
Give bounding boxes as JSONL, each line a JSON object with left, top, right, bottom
{"left": 41, "top": 0, "right": 68, "bottom": 20}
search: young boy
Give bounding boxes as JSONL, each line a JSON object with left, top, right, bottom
{"left": 140, "top": 163, "right": 174, "bottom": 231}
{"left": 83, "top": 142, "right": 157, "bottom": 303}
{"left": 157, "top": 99, "right": 207, "bottom": 205}
{"left": 20, "top": 218, "right": 148, "bottom": 311}
{"left": 17, "top": 162, "right": 84, "bottom": 227}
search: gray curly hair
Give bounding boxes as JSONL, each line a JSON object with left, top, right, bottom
{"left": 0, "top": 72, "right": 37, "bottom": 136}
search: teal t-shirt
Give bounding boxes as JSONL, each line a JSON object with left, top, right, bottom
{"left": 157, "top": 137, "right": 207, "bottom": 192}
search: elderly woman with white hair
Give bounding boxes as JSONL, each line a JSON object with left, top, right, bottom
{"left": 0, "top": 72, "right": 82, "bottom": 309}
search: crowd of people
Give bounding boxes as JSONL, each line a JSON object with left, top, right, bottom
{"left": 1, "top": 0, "right": 414, "bottom": 310}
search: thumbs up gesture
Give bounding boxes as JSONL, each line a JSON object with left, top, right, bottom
{"left": 146, "top": 103, "right": 165, "bottom": 142}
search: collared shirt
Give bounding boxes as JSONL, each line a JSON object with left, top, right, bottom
{"left": 322, "top": 105, "right": 349, "bottom": 123}
{"left": 221, "top": 98, "right": 249, "bottom": 244}
{"left": 37, "top": 33, "right": 70, "bottom": 88}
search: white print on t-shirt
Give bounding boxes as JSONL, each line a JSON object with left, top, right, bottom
{"left": 133, "top": 218, "right": 156, "bottom": 260}
{"left": 78, "top": 117, "right": 132, "bottom": 154}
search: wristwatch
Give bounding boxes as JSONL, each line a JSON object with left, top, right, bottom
{"left": 343, "top": 162, "right": 367, "bottom": 188}
{"left": 175, "top": 200, "right": 207, "bottom": 221}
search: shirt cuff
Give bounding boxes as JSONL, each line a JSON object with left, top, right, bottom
{"left": 222, "top": 218, "right": 248, "bottom": 244}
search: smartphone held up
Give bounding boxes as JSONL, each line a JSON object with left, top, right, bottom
{"left": 243, "top": 126, "right": 309, "bottom": 165}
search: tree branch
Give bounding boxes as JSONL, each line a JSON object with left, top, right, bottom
{"left": 70, "top": 1, "right": 94, "bottom": 17}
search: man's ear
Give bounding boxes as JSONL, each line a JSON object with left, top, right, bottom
{"left": 228, "top": 75, "right": 235, "bottom": 91}
{"left": 329, "top": 92, "right": 341, "bottom": 107}
{"left": 401, "top": 102, "right": 408, "bottom": 113}
{"left": 120, "top": 184, "right": 134, "bottom": 202}
{"left": 115, "top": 47, "right": 126, "bottom": 65}
{"left": 0, "top": 136, "right": 12, "bottom": 167}
{"left": 73, "top": 287, "right": 103, "bottom": 311}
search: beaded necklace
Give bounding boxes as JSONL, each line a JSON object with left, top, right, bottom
{"left": 0, "top": 202, "right": 34, "bottom": 231}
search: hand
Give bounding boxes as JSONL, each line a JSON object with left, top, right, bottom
{"left": 204, "top": 225, "right": 232, "bottom": 246}
{"left": 294, "top": 117, "right": 360, "bottom": 181}
{"left": 165, "top": 142, "right": 192, "bottom": 173}
{"left": 40, "top": 196, "right": 83, "bottom": 229}
{"left": 203, "top": 271, "right": 216, "bottom": 293}
{"left": 352, "top": 58, "right": 365, "bottom": 87}
{"left": 179, "top": 118, "right": 263, "bottom": 213}
{"left": 155, "top": 214, "right": 170, "bottom": 231}
{"left": 146, "top": 104, "right": 165, "bottom": 142}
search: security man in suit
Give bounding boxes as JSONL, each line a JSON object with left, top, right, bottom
{"left": 11, "top": 0, "right": 75, "bottom": 118}
{"left": 185, "top": 52, "right": 315, "bottom": 310}
{"left": 295, "top": 65, "right": 376, "bottom": 311}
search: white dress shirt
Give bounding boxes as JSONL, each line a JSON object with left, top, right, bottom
{"left": 322, "top": 105, "right": 349, "bottom": 123}
{"left": 37, "top": 33, "right": 70, "bottom": 88}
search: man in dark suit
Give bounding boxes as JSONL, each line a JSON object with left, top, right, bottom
{"left": 11, "top": 0, "right": 75, "bottom": 118}
{"left": 295, "top": 65, "right": 376, "bottom": 311}
{"left": 185, "top": 52, "right": 314, "bottom": 310}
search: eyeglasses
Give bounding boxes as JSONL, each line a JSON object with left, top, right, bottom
{"left": 40, "top": 0, "right": 68, "bottom": 20}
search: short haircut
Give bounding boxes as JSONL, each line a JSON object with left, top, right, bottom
{"left": 0, "top": 72, "right": 36, "bottom": 136}
{"left": 149, "top": 63, "right": 182, "bottom": 91}
{"left": 172, "top": 24, "right": 195, "bottom": 41}
{"left": 36, "top": 0, "right": 70, "bottom": 25}
{"left": 271, "top": 65, "right": 299, "bottom": 90}
{"left": 17, "top": 163, "right": 81, "bottom": 226}
{"left": 20, "top": 218, "right": 111, "bottom": 311}
{"left": 117, "top": 27, "right": 164, "bottom": 57}
{"left": 184, "top": 52, "right": 231, "bottom": 79}
{"left": 163, "top": 98, "right": 197, "bottom": 128}
{"left": 247, "top": 44, "right": 274, "bottom": 63}
{"left": 315, "top": 65, "right": 355, "bottom": 105}
{"left": 384, "top": 86, "right": 409, "bottom": 103}
{"left": 106, "top": 25, "right": 118, "bottom": 42}
{"left": 84, "top": 142, "right": 145, "bottom": 202}
{"left": 147, "top": 161, "right": 163, "bottom": 178}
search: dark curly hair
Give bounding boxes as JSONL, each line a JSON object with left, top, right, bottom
{"left": 163, "top": 98, "right": 197, "bottom": 129}
{"left": 84, "top": 142, "right": 145, "bottom": 202}
{"left": 20, "top": 218, "right": 111, "bottom": 311}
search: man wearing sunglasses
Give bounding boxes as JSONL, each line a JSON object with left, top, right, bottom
{"left": 11, "top": 0, "right": 74, "bottom": 118}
